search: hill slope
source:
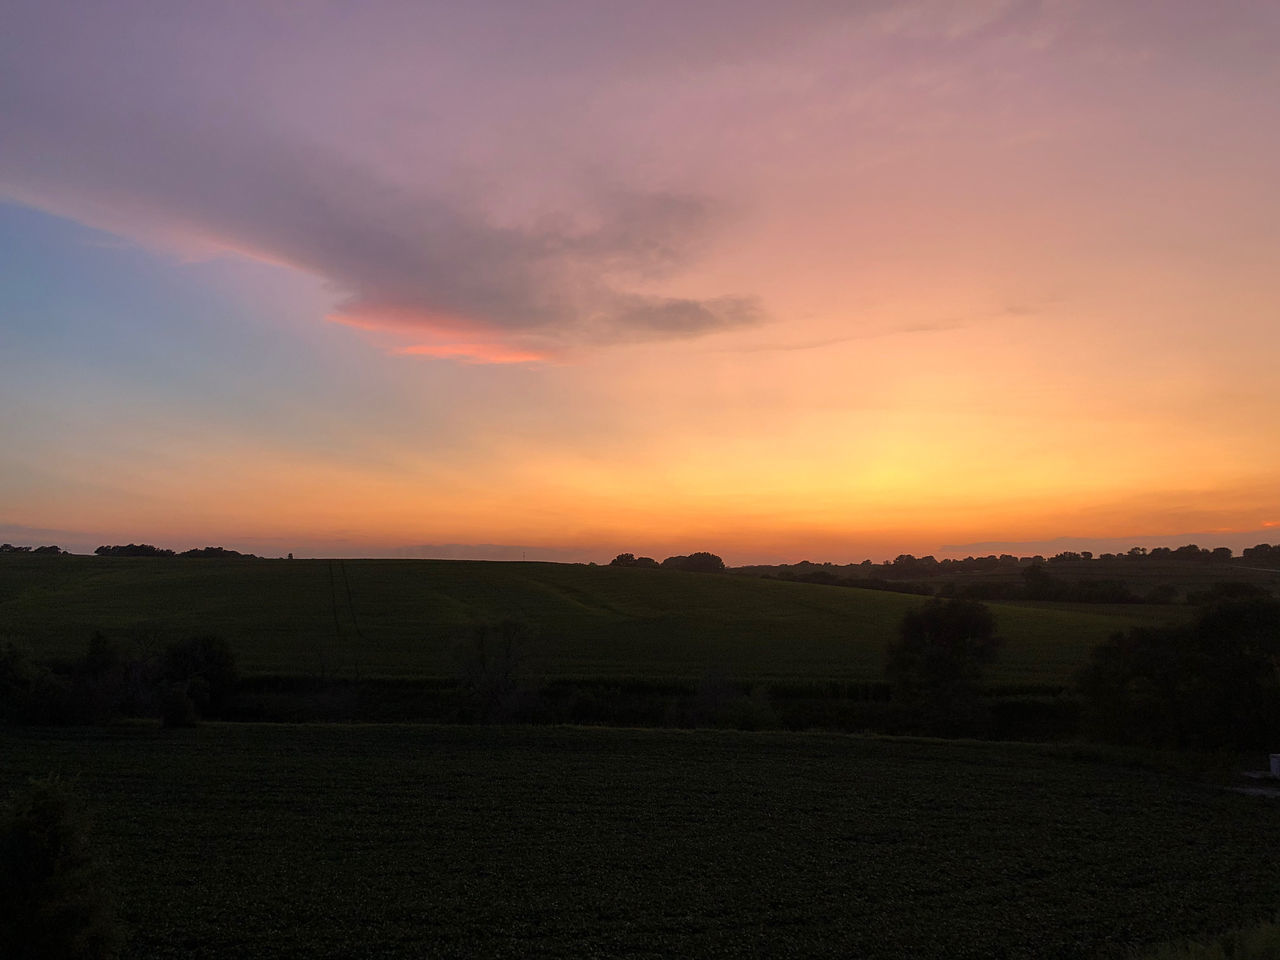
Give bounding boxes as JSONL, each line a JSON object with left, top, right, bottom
{"left": 0, "top": 556, "right": 1178, "bottom": 684}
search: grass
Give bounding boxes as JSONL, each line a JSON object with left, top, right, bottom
{"left": 2, "top": 723, "right": 1277, "bottom": 959}
{"left": 0, "top": 555, "right": 1177, "bottom": 685}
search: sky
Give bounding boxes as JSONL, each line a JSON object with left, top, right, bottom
{"left": 2, "top": 0, "right": 1278, "bottom": 563}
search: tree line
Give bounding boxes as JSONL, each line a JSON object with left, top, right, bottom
{"left": 610, "top": 552, "right": 725, "bottom": 573}
{"left": 92, "top": 544, "right": 261, "bottom": 558}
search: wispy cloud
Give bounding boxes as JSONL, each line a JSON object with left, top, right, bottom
{"left": 0, "top": 2, "right": 768, "bottom": 363}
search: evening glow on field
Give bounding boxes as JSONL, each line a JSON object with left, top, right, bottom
{"left": 2, "top": 1, "right": 1278, "bottom": 561}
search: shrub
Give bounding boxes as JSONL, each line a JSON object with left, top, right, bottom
{"left": 0, "top": 776, "right": 124, "bottom": 959}
{"left": 885, "top": 598, "right": 1001, "bottom": 735}
{"left": 162, "top": 635, "right": 239, "bottom": 718}
{"left": 1077, "top": 599, "right": 1280, "bottom": 749}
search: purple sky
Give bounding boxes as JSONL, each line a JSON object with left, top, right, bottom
{"left": 3, "top": 1, "right": 1279, "bottom": 561}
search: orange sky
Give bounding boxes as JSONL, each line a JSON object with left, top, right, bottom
{"left": 2, "top": 2, "right": 1278, "bottom": 561}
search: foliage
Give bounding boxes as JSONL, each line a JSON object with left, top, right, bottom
{"left": 885, "top": 598, "right": 1001, "bottom": 732}
{"left": 1, "top": 632, "right": 239, "bottom": 727}
{"left": 609, "top": 553, "right": 659, "bottom": 568}
{"left": 660, "top": 551, "right": 726, "bottom": 573}
{"left": 161, "top": 635, "right": 239, "bottom": 719}
{"left": 0, "top": 776, "right": 124, "bottom": 960}
{"left": 176, "top": 546, "right": 258, "bottom": 558}
{"left": 93, "top": 544, "right": 175, "bottom": 557}
{"left": 1077, "top": 599, "right": 1280, "bottom": 749}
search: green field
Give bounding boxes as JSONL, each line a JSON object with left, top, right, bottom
{"left": 2, "top": 723, "right": 1276, "bottom": 959}
{"left": 0, "top": 556, "right": 1179, "bottom": 685}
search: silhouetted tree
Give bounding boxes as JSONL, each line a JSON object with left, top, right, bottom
{"left": 661, "top": 552, "right": 725, "bottom": 573}
{"left": 885, "top": 599, "right": 1001, "bottom": 733}
{"left": 1021, "top": 563, "right": 1056, "bottom": 600}
{"left": 93, "top": 544, "right": 175, "bottom": 557}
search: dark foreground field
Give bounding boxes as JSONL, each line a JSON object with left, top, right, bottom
{"left": 3, "top": 723, "right": 1276, "bottom": 959}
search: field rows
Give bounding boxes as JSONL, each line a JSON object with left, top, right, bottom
{"left": 2, "top": 724, "right": 1276, "bottom": 958}
{"left": 0, "top": 557, "right": 1176, "bottom": 684}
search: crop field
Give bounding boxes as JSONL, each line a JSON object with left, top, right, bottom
{"left": 0, "top": 556, "right": 1178, "bottom": 685}
{"left": 2, "top": 723, "right": 1276, "bottom": 959}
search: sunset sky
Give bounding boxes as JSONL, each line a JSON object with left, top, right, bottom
{"left": 2, "top": 1, "right": 1278, "bottom": 563}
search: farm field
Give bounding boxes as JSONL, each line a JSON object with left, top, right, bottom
{"left": 2, "top": 723, "right": 1276, "bottom": 959}
{"left": 0, "top": 556, "right": 1181, "bottom": 685}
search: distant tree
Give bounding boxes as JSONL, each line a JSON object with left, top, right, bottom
{"left": 885, "top": 599, "right": 1001, "bottom": 733}
{"left": 93, "top": 544, "right": 175, "bottom": 558}
{"left": 1243, "top": 544, "right": 1279, "bottom": 565}
{"left": 1021, "top": 563, "right": 1057, "bottom": 601}
{"left": 0, "top": 776, "right": 124, "bottom": 959}
{"left": 661, "top": 552, "right": 725, "bottom": 573}
{"left": 611, "top": 553, "right": 660, "bottom": 569}
{"left": 178, "top": 546, "right": 256, "bottom": 559}
{"left": 1210, "top": 547, "right": 1233, "bottom": 562}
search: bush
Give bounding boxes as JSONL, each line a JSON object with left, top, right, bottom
{"left": 885, "top": 599, "right": 1001, "bottom": 734}
{"left": 0, "top": 776, "right": 124, "bottom": 959}
{"left": 1077, "top": 599, "right": 1280, "bottom": 749}
{"left": 162, "top": 635, "right": 239, "bottom": 719}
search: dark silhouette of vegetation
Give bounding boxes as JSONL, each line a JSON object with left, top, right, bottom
{"left": 93, "top": 543, "right": 175, "bottom": 557}
{"left": 613, "top": 551, "right": 726, "bottom": 572}
{"left": 456, "top": 619, "right": 537, "bottom": 722}
{"left": 660, "top": 552, "right": 725, "bottom": 573}
{"left": 885, "top": 599, "right": 1002, "bottom": 734}
{"left": 1243, "top": 543, "right": 1280, "bottom": 565}
{"left": 1077, "top": 598, "right": 1280, "bottom": 750}
{"left": 0, "top": 776, "right": 124, "bottom": 960}
{"left": 90, "top": 543, "right": 259, "bottom": 558}
{"left": 0, "top": 633, "right": 238, "bottom": 727}
{"left": 177, "top": 546, "right": 259, "bottom": 558}
{"left": 609, "top": 553, "right": 659, "bottom": 568}
{"left": 0, "top": 544, "right": 65, "bottom": 554}
{"left": 739, "top": 542, "right": 1277, "bottom": 606}
{"left": 160, "top": 635, "right": 240, "bottom": 720}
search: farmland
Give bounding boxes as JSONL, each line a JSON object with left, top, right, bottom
{"left": 2, "top": 722, "right": 1277, "bottom": 959}
{"left": 0, "top": 555, "right": 1181, "bottom": 685}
